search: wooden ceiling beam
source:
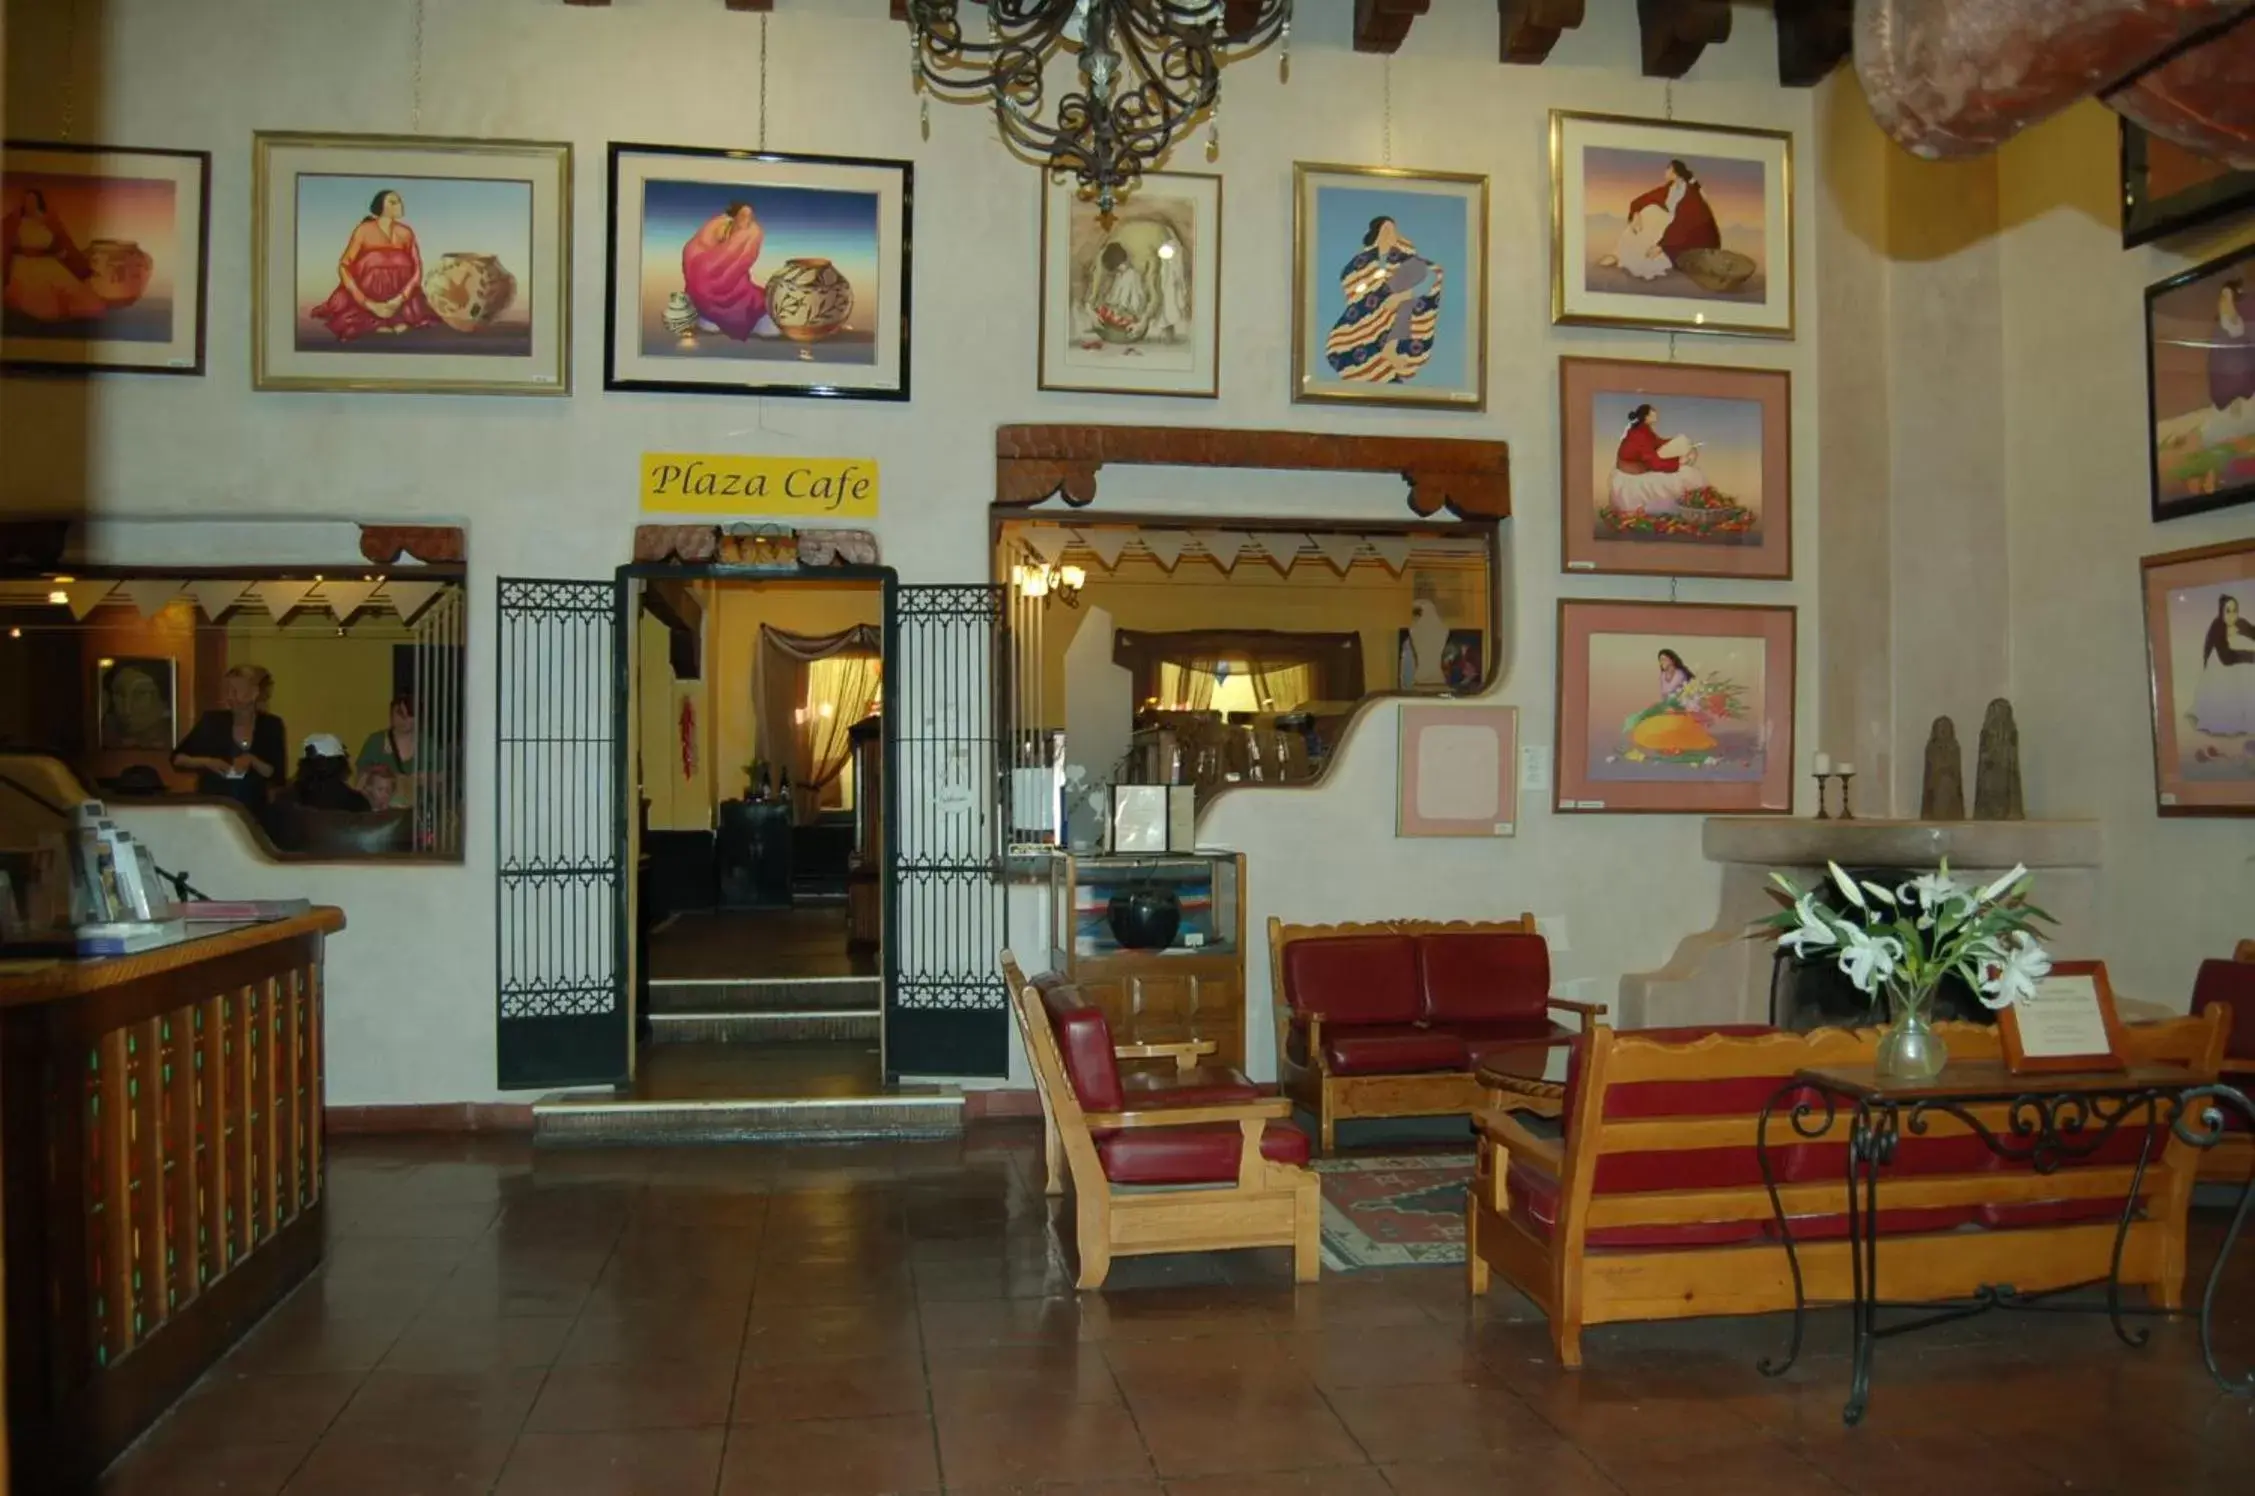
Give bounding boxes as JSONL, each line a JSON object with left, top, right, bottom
{"left": 1637, "top": 0, "right": 1732, "bottom": 79}
{"left": 1498, "top": 0, "right": 1586, "bottom": 65}
{"left": 1352, "top": 0, "right": 1432, "bottom": 54}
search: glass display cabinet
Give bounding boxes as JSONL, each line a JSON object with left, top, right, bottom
{"left": 1047, "top": 849, "right": 1247, "bottom": 1070}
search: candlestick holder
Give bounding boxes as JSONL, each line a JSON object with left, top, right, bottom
{"left": 1812, "top": 772, "right": 1836, "bottom": 820}
{"left": 1838, "top": 770, "right": 1857, "bottom": 821}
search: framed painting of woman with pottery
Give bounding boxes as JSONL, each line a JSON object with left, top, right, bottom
{"left": 1551, "top": 112, "right": 1794, "bottom": 339}
{"left": 252, "top": 132, "right": 572, "bottom": 395}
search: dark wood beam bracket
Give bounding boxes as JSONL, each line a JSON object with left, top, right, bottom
{"left": 1499, "top": 0, "right": 1587, "bottom": 65}
{"left": 1774, "top": 0, "right": 1853, "bottom": 87}
{"left": 358, "top": 525, "right": 467, "bottom": 567}
{"left": 993, "top": 425, "right": 1510, "bottom": 522}
{"left": 1638, "top": 0, "right": 1732, "bottom": 79}
{"left": 1353, "top": 0, "right": 1433, "bottom": 54}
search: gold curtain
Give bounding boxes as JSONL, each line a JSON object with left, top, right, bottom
{"left": 752, "top": 624, "right": 880, "bottom": 824}
{"left": 796, "top": 653, "right": 880, "bottom": 822}
{"left": 1249, "top": 660, "right": 1316, "bottom": 712}
{"left": 1156, "top": 659, "right": 1222, "bottom": 711}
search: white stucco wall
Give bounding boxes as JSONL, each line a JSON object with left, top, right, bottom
{"left": 2, "top": 0, "right": 1826, "bottom": 1102}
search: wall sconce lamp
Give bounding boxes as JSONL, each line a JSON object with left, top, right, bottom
{"left": 1011, "top": 562, "right": 1086, "bottom": 607}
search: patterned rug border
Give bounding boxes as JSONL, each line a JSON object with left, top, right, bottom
{"left": 1313, "top": 1152, "right": 1474, "bottom": 1272}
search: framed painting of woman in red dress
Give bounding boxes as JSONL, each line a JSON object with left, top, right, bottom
{"left": 253, "top": 133, "right": 572, "bottom": 395}
{"left": 1551, "top": 112, "right": 1794, "bottom": 340}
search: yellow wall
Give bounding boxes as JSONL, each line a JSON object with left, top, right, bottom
{"left": 1039, "top": 554, "right": 1489, "bottom": 712}
{"left": 703, "top": 579, "right": 882, "bottom": 811}
{"left": 221, "top": 614, "right": 402, "bottom": 772}
{"left": 635, "top": 609, "right": 712, "bottom": 832}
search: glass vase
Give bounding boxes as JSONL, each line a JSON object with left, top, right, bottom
{"left": 1874, "top": 981, "right": 1948, "bottom": 1083}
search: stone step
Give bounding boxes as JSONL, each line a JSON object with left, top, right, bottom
{"left": 647, "top": 1009, "right": 880, "bottom": 1045}
{"left": 647, "top": 976, "right": 882, "bottom": 1015}
{"left": 531, "top": 1091, "right": 963, "bottom": 1146}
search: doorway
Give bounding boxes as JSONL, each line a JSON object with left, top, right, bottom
{"left": 632, "top": 572, "right": 886, "bottom": 1102}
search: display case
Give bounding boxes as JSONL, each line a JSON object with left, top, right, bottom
{"left": 1047, "top": 849, "right": 1247, "bottom": 1070}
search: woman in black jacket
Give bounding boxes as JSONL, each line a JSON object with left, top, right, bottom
{"left": 172, "top": 665, "right": 287, "bottom": 812}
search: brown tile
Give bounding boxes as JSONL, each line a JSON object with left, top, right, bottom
{"left": 159, "top": 1371, "right": 366, "bottom": 1448}
{"left": 935, "top": 1402, "right": 1153, "bottom": 1489}
{"left": 716, "top": 1412, "right": 941, "bottom": 1495}
{"left": 1321, "top": 1381, "right": 1562, "bottom": 1465}
{"left": 742, "top": 1300, "right": 922, "bottom": 1365}
{"left": 221, "top": 1310, "right": 406, "bottom": 1377}
{"left": 734, "top": 1354, "right": 929, "bottom": 1423}
{"left": 948, "top": 1484, "right": 1161, "bottom": 1496}
{"left": 927, "top": 1343, "right": 1123, "bottom": 1417}
{"left": 1290, "top": 1324, "right": 1492, "bottom": 1389}
{"left": 1128, "top": 1393, "right": 1365, "bottom": 1479}
{"left": 1102, "top": 1335, "right": 1313, "bottom": 1405}
{"left": 328, "top": 1369, "right": 545, "bottom": 1445}
{"left": 493, "top": 1428, "right": 728, "bottom": 1496}
{"left": 277, "top": 1434, "right": 514, "bottom": 1494}
{"left": 919, "top": 1294, "right": 1092, "bottom": 1350}
{"left": 1379, "top": 1450, "right": 1625, "bottom": 1496}
{"left": 100, "top": 1438, "right": 307, "bottom": 1496}
{"left": 379, "top": 1313, "right": 574, "bottom": 1372}
{"left": 560, "top": 1304, "right": 748, "bottom": 1366}
{"left": 1163, "top": 1472, "right": 1394, "bottom": 1496}
{"left": 527, "top": 1358, "right": 736, "bottom": 1432}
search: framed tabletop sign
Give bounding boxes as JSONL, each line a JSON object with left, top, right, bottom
{"left": 1998, "top": 960, "right": 2130, "bottom": 1075}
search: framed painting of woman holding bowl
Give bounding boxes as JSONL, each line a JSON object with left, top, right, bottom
{"left": 253, "top": 132, "right": 572, "bottom": 395}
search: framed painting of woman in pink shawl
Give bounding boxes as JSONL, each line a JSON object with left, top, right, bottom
{"left": 253, "top": 132, "right": 572, "bottom": 395}
{"left": 1551, "top": 112, "right": 1794, "bottom": 340}
{"left": 605, "top": 144, "right": 911, "bottom": 402}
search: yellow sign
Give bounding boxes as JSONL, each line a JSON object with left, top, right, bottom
{"left": 639, "top": 453, "right": 878, "bottom": 516}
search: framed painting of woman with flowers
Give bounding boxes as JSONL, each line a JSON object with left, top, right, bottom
{"left": 1554, "top": 600, "right": 1796, "bottom": 815}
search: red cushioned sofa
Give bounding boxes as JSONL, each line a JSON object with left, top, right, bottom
{"left": 1003, "top": 951, "right": 1318, "bottom": 1290}
{"left": 1466, "top": 1012, "right": 2229, "bottom": 1366}
{"left": 1267, "top": 915, "right": 1600, "bottom": 1152}
{"left": 2190, "top": 944, "right": 2255, "bottom": 1180}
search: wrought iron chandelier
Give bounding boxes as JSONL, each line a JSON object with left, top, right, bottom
{"left": 906, "top": 1, "right": 1292, "bottom": 217}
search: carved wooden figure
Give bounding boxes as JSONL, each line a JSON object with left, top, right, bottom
{"left": 1974, "top": 697, "right": 2024, "bottom": 821}
{"left": 1920, "top": 715, "right": 1965, "bottom": 821}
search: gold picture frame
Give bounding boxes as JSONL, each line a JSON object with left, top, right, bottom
{"left": 1550, "top": 111, "right": 1795, "bottom": 340}
{"left": 252, "top": 131, "right": 572, "bottom": 395}
{"left": 1292, "top": 162, "right": 1489, "bottom": 411}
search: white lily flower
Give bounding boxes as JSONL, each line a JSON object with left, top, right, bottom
{"left": 1902, "top": 870, "right": 1964, "bottom": 912}
{"left": 1976, "top": 931, "right": 2051, "bottom": 1010}
{"left": 1778, "top": 893, "right": 1839, "bottom": 958}
{"left": 1860, "top": 881, "right": 1898, "bottom": 906}
{"left": 1837, "top": 925, "right": 1904, "bottom": 996}
{"left": 1828, "top": 862, "right": 1867, "bottom": 911}
{"left": 1975, "top": 864, "right": 2030, "bottom": 907}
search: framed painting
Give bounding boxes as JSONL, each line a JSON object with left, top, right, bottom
{"left": 1040, "top": 170, "right": 1219, "bottom": 397}
{"left": 1560, "top": 356, "right": 1791, "bottom": 579}
{"left": 96, "top": 656, "right": 176, "bottom": 751}
{"left": 2, "top": 141, "right": 208, "bottom": 375}
{"left": 1554, "top": 600, "right": 1795, "bottom": 815}
{"left": 1292, "top": 163, "right": 1487, "bottom": 410}
{"left": 1398, "top": 705, "right": 1518, "bottom": 838}
{"left": 607, "top": 144, "right": 911, "bottom": 401}
{"left": 2146, "top": 241, "right": 2255, "bottom": 522}
{"left": 2141, "top": 537, "right": 2255, "bottom": 817}
{"left": 2122, "top": 120, "right": 2255, "bottom": 250}
{"left": 253, "top": 132, "right": 571, "bottom": 395}
{"left": 1551, "top": 111, "right": 1794, "bottom": 339}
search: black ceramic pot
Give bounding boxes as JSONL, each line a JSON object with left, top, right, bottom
{"left": 1106, "top": 886, "right": 1182, "bottom": 950}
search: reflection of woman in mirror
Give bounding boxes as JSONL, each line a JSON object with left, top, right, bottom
{"left": 357, "top": 696, "right": 417, "bottom": 806}
{"left": 307, "top": 188, "right": 439, "bottom": 340}
{"left": 174, "top": 665, "right": 287, "bottom": 811}
{"left": 1326, "top": 215, "right": 1443, "bottom": 385}
{"left": 2192, "top": 593, "right": 2255, "bottom": 758}
{"left": 2, "top": 186, "right": 107, "bottom": 321}
{"left": 1623, "top": 647, "right": 1719, "bottom": 759}
{"left": 1609, "top": 403, "right": 1712, "bottom": 517}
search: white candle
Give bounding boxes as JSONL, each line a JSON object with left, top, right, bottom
{"left": 1812, "top": 753, "right": 1832, "bottom": 776}
{"left": 1838, "top": 763, "right": 1857, "bottom": 777}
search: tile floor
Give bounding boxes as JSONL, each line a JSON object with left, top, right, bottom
{"left": 105, "top": 1124, "right": 2255, "bottom": 1495}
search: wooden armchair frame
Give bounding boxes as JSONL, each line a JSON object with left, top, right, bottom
{"left": 1003, "top": 951, "right": 1319, "bottom": 1290}
{"left": 2197, "top": 939, "right": 2255, "bottom": 1183}
{"left": 1467, "top": 1012, "right": 2227, "bottom": 1367}
{"left": 1268, "top": 915, "right": 1599, "bottom": 1152}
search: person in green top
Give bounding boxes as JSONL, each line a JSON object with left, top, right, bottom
{"left": 355, "top": 696, "right": 417, "bottom": 808}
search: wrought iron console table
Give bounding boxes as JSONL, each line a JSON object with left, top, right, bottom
{"left": 1755, "top": 1062, "right": 2254, "bottom": 1425}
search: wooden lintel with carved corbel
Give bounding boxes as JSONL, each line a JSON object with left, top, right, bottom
{"left": 993, "top": 425, "right": 1510, "bottom": 523}
{"left": 358, "top": 525, "right": 467, "bottom": 567}
{"left": 1352, "top": 0, "right": 1433, "bottom": 54}
{"left": 1637, "top": 0, "right": 1732, "bottom": 79}
{"left": 1498, "top": 0, "right": 1587, "bottom": 65}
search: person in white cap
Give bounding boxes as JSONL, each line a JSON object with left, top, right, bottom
{"left": 290, "top": 732, "right": 370, "bottom": 814}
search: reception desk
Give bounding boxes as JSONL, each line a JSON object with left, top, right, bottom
{"left": 0, "top": 910, "right": 344, "bottom": 1493}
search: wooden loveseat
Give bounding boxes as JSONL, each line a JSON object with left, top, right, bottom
{"left": 2189, "top": 940, "right": 2255, "bottom": 1181}
{"left": 1467, "top": 1012, "right": 2229, "bottom": 1366}
{"left": 1269, "top": 915, "right": 1599, "bottom": 1152}
{"left": 1003, "top": 952, "right": 1320, "bottom": 1290}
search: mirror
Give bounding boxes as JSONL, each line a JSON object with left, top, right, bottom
{"left": 996, "top": 513, "right": 1500, "bottom": 831}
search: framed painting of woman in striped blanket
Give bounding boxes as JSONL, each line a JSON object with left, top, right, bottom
{"left": 1293, "top": 163, "right": 1487, "bottom": 411}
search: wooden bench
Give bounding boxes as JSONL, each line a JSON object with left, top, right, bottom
{"left": 2191, "top": 942, "right": 2255, "bottom": 1182}
{"left": 1269, "top": 915, "right": 1598, "bottom": 1152}
{"left": 1003, "top": 951, "right": 1320, "bottom": 1290}
{"left": 1467, "top": 1012, "right": 2228, "bottom": 1367}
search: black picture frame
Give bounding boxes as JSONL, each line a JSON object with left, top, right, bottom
{"left": 2144, "top": 239, "right": 2255, "bottom": 524}
{"left": 603, "top": 142, "right": 912, "bottom": 402}
{"left": 2122, "top": 119, "right": 2255, "bottom": 250}
{"left": 1, "top": 140, "right": 211, "bottom": 377}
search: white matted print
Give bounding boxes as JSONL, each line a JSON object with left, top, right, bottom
{"left": 1040, "top": 171, "right": 1219, "bottom": 397}
{"left": 254, "top": 133, "right": 571, "bottom": 395}
{"left": 1551, "top": 112, "right": 1793, "bottom": 339}
{"left": 1398, "top": 705, "right": 1518, "bottom": 837}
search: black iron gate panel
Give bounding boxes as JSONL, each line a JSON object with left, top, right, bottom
{"left": 885, "top": 582, "right": 1008, "bottom": 1079}
{"left": 495, "top": 577, "right": 628, "bottom": 1091}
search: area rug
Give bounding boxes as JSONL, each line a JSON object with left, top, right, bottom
{"left": 1314, "top": 1153, "right": 1474, "bottom": 1271}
